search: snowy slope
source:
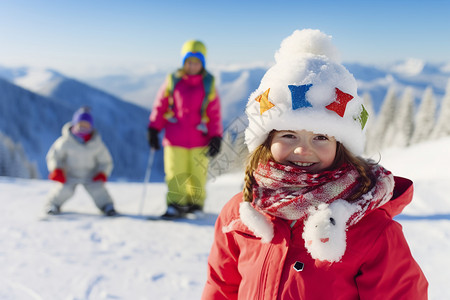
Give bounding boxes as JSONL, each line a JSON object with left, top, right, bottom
{"left": 1, "top": 137, "right": 450, "bottom": 299}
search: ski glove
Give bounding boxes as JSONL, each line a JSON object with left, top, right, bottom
{"left": 49, "top": 168, "right": 66, "bottom": 184}
{"left": 147, "top": 127, "right": 160, "bottom": 150}
{"left": 207, "top": 136, "right": 222, "bottom": 157}
{"left": 93, "top": 172, "right": 107, "bottom": 182}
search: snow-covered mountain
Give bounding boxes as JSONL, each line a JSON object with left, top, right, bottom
{"left": 81, "top": 59, "right": 450, "bottom": 115}
{"left": 0, "top": 77, "right": 73, "bottom": 178}
{"left": 1, "top": 60, "right": 449, "bottom": 181}
{"left": 81, "top": 64, "right": 271, "bottom": 127}
{"left": 0, "top": 68, "right": 164, "bottom": 182}
{"left": 346, "top": 59, "right": 450, "bottom": 111}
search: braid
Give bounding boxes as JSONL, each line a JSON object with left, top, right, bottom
{"left": 243, "top": 164, "right": 255, "bottom": 203}
{"left": 242, "top": 131, "right": 275, "bottom": 203}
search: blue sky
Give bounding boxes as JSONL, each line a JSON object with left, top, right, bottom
{"left": 1, "top": 0, "right": 449, "bottom": 78}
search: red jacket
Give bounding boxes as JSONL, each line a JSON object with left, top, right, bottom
{"left": 149, "top": 73, "right": 222, "bottom": 148}
{"left": 202, "top": 177, "right": 428, "bottom": 299}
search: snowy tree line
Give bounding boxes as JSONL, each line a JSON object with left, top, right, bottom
{"left": 365, "top": 79, "right": 450, "bottom": 154}
{"left": 0, "top": 131, "right": 39, "bottom": 178}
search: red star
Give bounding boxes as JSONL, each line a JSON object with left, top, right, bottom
{"left": 325, "top": 88, "right": 354, "bottom": 117}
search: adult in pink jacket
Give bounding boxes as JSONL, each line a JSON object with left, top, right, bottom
{"left": 202, "top": 29, "right": 427, "bottom": 299}
{"left": 148, "top": 40, "right": 222, "bottom": 219}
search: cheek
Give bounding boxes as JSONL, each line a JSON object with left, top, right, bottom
{"left": 318, "top": 147, "right": 336, "bottom": 168}
{"left": 271, "top": 143, "right": 289, "bottom": 162}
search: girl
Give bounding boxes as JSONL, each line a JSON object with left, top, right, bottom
{"left": 202, "top": 30, "right": 427, "bottom": 299}
{"left": 148, "top": 40, "right": 223, "bottom": 219}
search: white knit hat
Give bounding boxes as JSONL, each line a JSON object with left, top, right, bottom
{"left": 244, "top": 29, "right": 368, "bottom": 155}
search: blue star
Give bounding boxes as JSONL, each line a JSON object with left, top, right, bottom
{"left": 289, "top": 84, "right": 313, "bottom": 110}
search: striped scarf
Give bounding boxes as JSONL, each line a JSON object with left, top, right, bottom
{"left": 252, "top": 160, "right": 395, "bottom": 225}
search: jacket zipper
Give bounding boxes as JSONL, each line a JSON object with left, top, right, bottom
{"left": 257, "top": 243, "right": 274, "bottom": 300}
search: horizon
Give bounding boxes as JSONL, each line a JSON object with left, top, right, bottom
{"left": 1, "top": 0, "right": 449, "bottom": 80}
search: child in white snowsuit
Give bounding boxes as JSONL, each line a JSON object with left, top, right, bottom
{"left": 44, "top": 107, "right": 117, "bottom": 216}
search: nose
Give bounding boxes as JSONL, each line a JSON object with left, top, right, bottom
{"left": 293, "top": 141, "right": 310, "bottom": 154}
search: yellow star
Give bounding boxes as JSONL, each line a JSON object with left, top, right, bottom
{"left": 255, "top": 88, "right": 275, "bottom": 115}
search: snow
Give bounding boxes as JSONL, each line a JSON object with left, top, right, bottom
{"left": 1, "top": 137, "right": 450, "bottom": 299}
{"left": 391, "top": 58, "right": 425, "bottom": 76}
{"left": 13, "top": 68, "right": 59, "bottom": 94}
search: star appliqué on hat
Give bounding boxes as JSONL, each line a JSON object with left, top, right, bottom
{"left": 354, "top": 104, "right": 369, "bottom": 129}
{"left": 289, "top": 84, "right": 313, "bottom": 110}
{"left": 326, "top": 88, "right": 354, "bottom": 117}
{"left": 255, "top": 88, "right": 275, "bottom": 115}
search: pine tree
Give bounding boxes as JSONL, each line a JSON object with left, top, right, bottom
{"left": 410, "top": 87, "right": 436, "bottom": 145}
{"left": 430, "top": 79, "right": 450, "bottom": 139}
{"left": 0, "top": 133, "right": 7, "bottom": 176}
{"left": 0, "top": 131, "right": 37, "bottom": 178}
{"left": 391, "top": 87, "right": 415, "bottom": 148}
{"left": 0, "top": 132, "right": 14, "bottom": 177}
{"left": 367, "top": 87, "right": 398, "bottom": 154}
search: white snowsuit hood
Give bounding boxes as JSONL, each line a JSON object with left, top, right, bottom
{"left": 46, "top": 122, "right": 113, "bottom": 180}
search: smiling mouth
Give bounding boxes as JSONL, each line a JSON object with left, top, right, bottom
{"left": 291, "top": 162, "right": 315, "bottom": 167}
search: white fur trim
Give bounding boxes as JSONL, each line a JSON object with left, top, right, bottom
{"left": 222, "top": 219, "right": 239, "bottom": 234}
{"left": 239, "top": 202, "right": 274, "bottom": 243}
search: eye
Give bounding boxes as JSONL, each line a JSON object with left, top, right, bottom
{"left": 314, "top": 135, "right": 329, "bottom": 141}
{"left": 281, "top": 134, "right": 296, "bottom": 139}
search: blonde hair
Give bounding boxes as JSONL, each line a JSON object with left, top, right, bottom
{"left": 242, "top": 130, "right": 375, "bottom": 203}
{"left": 242, "top": 131, "right": 275, "bottom": 203}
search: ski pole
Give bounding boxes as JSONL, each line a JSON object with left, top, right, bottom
{"left": 139, "top": 148, "right": 155, "bottom": 215}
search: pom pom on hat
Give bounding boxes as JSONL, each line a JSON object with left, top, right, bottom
{"left": 181, "top": 40, "right": 207, "bottom": 67}
{"left": 274, "top": 29, "right": 341, "bottom": 64}
{"left": 72, "top": 106, "right": 93, "bottom": 127}
{"left": 244, "top": 29, "right": 368, "bottom": 156}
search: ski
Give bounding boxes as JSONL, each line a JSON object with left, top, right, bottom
{"left": 38, "top": 211, "right": 121, "bottom": 222}
{"left": 147, "top": 211, "right": 207, "bottom": 221}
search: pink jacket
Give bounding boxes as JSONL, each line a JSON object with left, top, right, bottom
{"left": 149, "top": 73, "right": 222, "bottom": 148}
{"left": 202, "top": 177, "right": 428, "bottom": 300}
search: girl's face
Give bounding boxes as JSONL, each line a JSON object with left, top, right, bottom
{"left": 73, "top": 120, "right": 92, "bottom": 134}
{"left": 183, "top": 57, "right": 203, "bottom": 75}
{"left": 270, "top": 130, "right": 337, "bottom": 173}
